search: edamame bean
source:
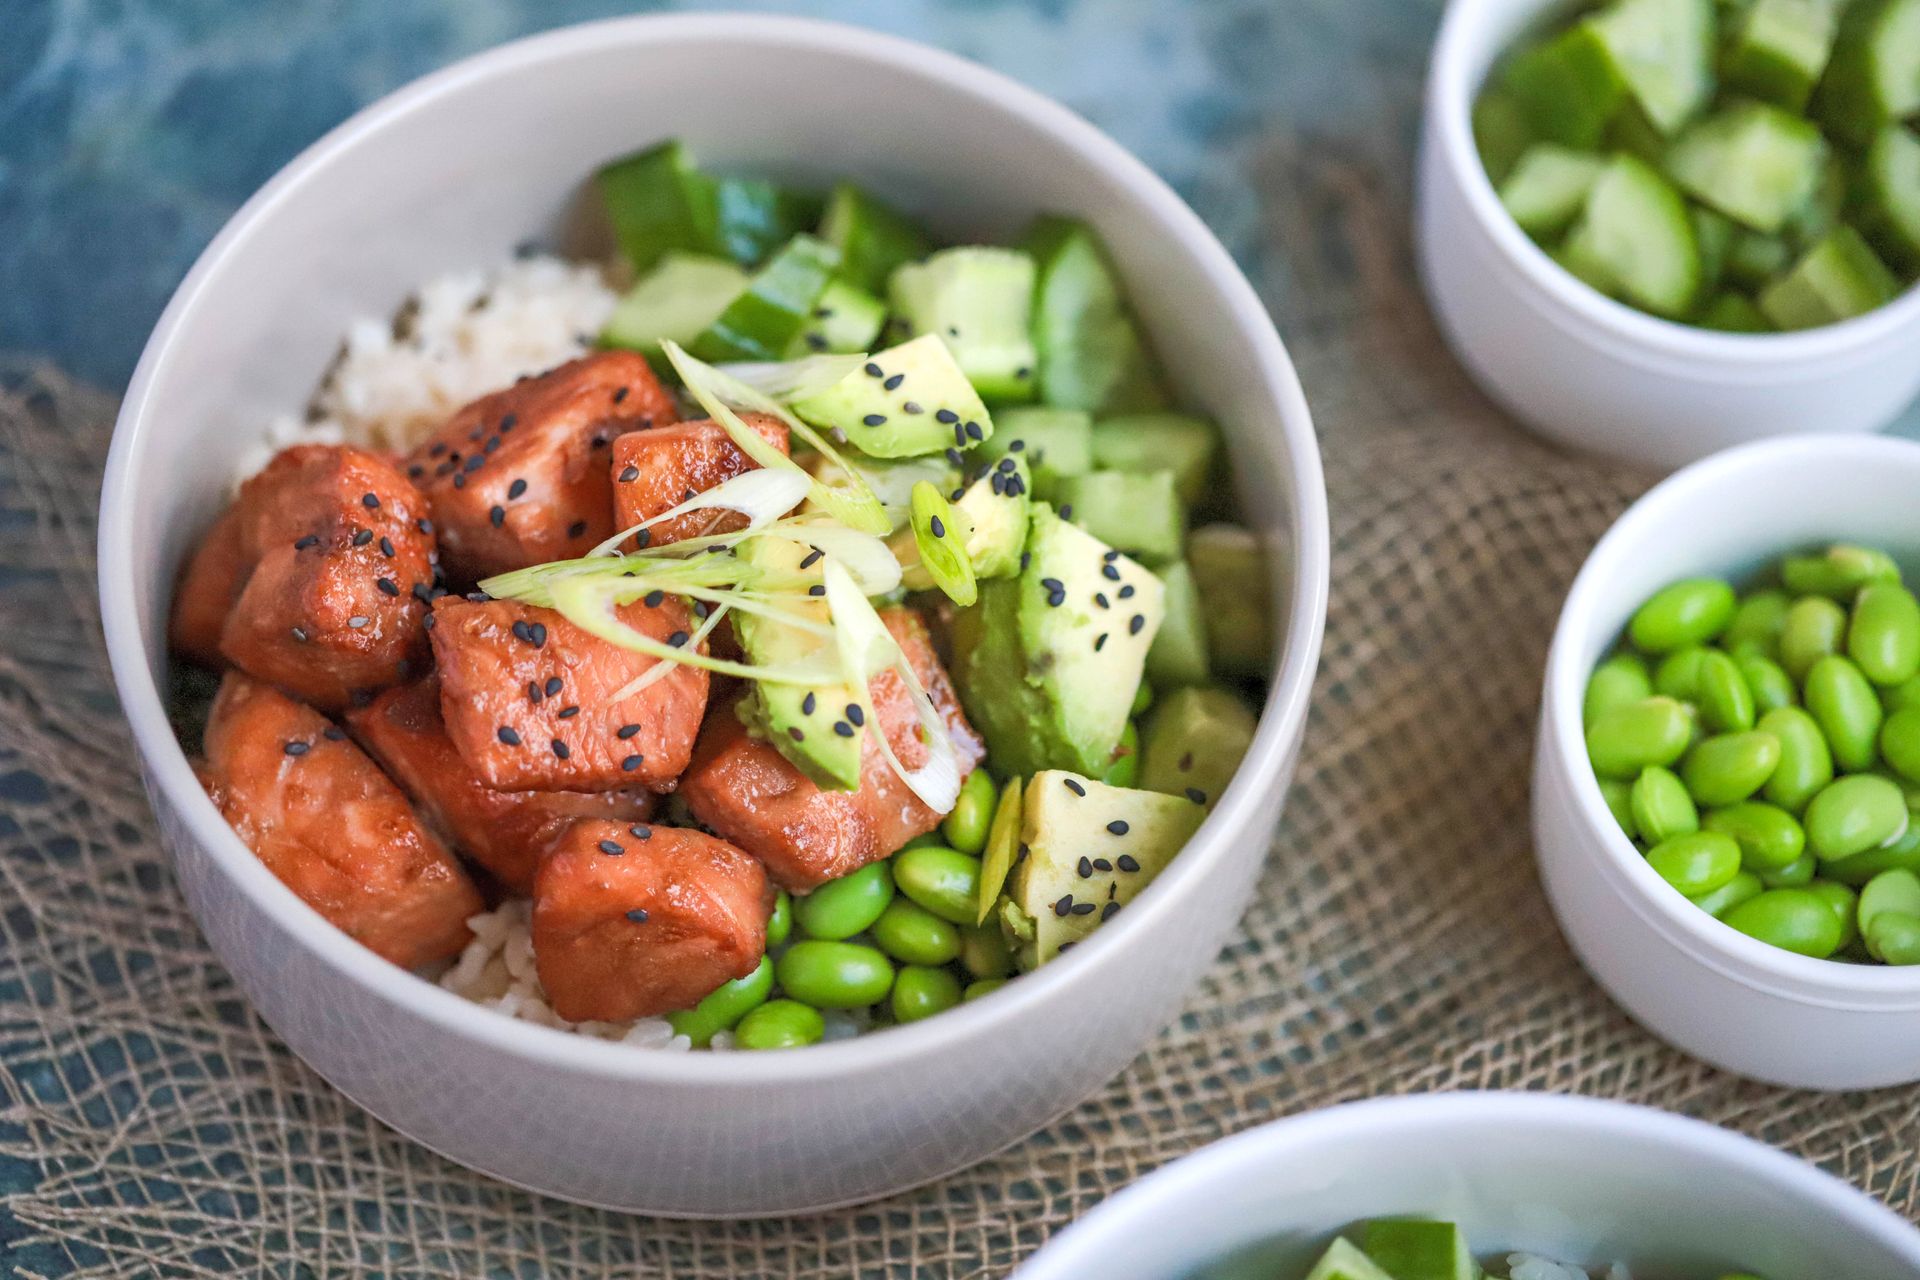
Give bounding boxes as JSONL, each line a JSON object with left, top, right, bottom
{"left": 794, "top": 861, "right": 895, "bottom": 941}
{"left": 891, "top": 965, "right": 963, "bottom": 1023}
{"left": 1857, "top": 868, "right": 1920, "bottom": 938}
{"left": 941, "top": 768, "right": 998, "bottom": 855}
{"left": 1808, "top": 879, "right": 1860, "bottom": 951}
{"left": 1696, "top": 650, "right": 1755, "bottom": 732}
{"left": 1702, "top": 801, "right": 1806, "bottom": 871}
{"left": 1821, "top": 821, "right": 1920, "bottom": 885}
{"left": 766, "top": 890, "right": 793, "bottom": 948}
{"left": 959, "top": 924, "right": 1013, "bottom": 980}
{"left": 1586, "top": 696, "right": 1696, "bottom": 779}
{"left": 1681, "top": 731, "right": 1781, "bottom": 807}
{"left": 1758, "top": 706, "right": 1832, "bottom": 812}
{"left": 1884, "top": 673, "right": 1920, "bottom": 714}
{"left": 1778, "top": 596, "right": 1847, "bottom": 680}
{"left": 1736, "top": 654, "right": 1796, "bottom": 714}
{"left": 1849, "top": 582, "right": 1920, "bottom": 685}
{"left": 667, "top": 956, "right": 774, "bottom": 1047}
{"left": 734, "top": 999, "right": 825, "bottom": 1050}
{"left": 1805, "top": 774, "right": 1909, "bottom": 860}
{"left": 870, "top": 897, "right": 961, "bottom": 966}
{"left": 1724, "top": 589, "right": 1790, "bottom": 659}
{"left": 1867, "top": 911, "right": 1920, "bottom": 963}
{"left": 1688, "top": 870, "right": 1764, "bottom": 919}
{"left": 1629, "top": 767, "right": 1697, "bottom": 843}
{"left": 1585, "top": 652, "right": 1653, "bottom": 726}
{"left": 774, "top": 940, "right": 896, "bottom": 1009}
{"left": 1880, "top": 706, "right": 1920, "bottom": 783}
{"left": 1759, "top": 851, "right": 1817, "bottom": 887}
{"left": 1804, "top": 655, "right": 1883, "bottom": 772}
{"left": 1599, "top": 779, "right": 1637, "bottom": 838}
{"left": 1629, "top": 578, "right": 1736, "bottom": 653}
{"left": 1654, "top": 647, "right": 1709, "bottom": 701}
{"left": 892, "top": 845, "right": 983, "bottom": 924}
{"left": 963, "top": 978, "right": 1007, "bottom": 1002}
{"left": 1781, "top": 544, "right": 1900, "bottom": 599}
{"left": 1646, "top": 832, "right": 1742, "bottom": 897}
{"left": 1102, "top": 722, "right": 1141, "bottom": 788}
{"left": 1131, "top": 682, "right": 1155, "bottom": 718}
{"left": 1722, "top": 888, "right": 1847, "bottom": 958}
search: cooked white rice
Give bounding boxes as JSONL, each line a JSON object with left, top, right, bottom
{"left": 1505, "top": 1255, "right": 1632, "bottom": 1280}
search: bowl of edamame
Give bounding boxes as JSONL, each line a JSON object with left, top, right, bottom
{"left": 1538, "top": 433, "right": 1920, "bottom": 1090}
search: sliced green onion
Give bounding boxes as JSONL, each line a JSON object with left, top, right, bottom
{"left": 715, "top": 353, "right": 868, "bottom": 401}
{"left": 588, "top": 467, "right": 810, "bottom": 558}
{"left": 754, "top": 522, "right": 903, "bottom": 597}
{"left": 615, "top": 600, "right": 735, "bottom": 700}
{"left": 908, "top": 481, "right": 977, "bottom": 607}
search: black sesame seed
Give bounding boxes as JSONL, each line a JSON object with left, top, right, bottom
{"left": 429, "top": 442, "right": 448, "bottom": 457}
{"left": 1186, "top": 787, "right": 1208, "bottom": 804}
{"left": 997, "top": 457, "right": 1016, "bottom": 473}
{"left": 1129, "top": 614, "right": 1145, "bottom": 635}
{"left": 489, "top": 505, "right": 506, "bottom": 528}
{"left": 1179, "top": 752, "right": 1194, "bottom": 771}
{"left": 1060, "top": 504, "right": 1073, "bottom": 520}
{"left": 284, "top": 741, "right": 310, "bottom": 757}
{"left": 529, "top": 623, "right": 547, "bottom": 648}
{"left": 930, "top": 516, "right": 945, "bottom": 538}
{"left": 352, "top": 528, "right": 374, "bottom": 548}
{"left": 833, "top": 721, "right": 854, "bottom": 737}
{"left": 1094, "top": 633, "right": 1108, "bottom": 652}
{"left": 1071, "top": 901, "right": 1095, "bottom": 916}
{"left": 1093, "top": 858, "right": 1112, "bottom": 871}
{"left": 625, "top": 908, "right": 650, "bottom": 924}
{"left": 805, "top": 332, "right": 828, "bottom": 351}
{"left": 801, "top": 692, "right": 817, "bottom": 716}
{"left": 903, "top": 401, "right": 923, "bottom": 415}
{"left": 1103, "top": 550, "right": 1120, "bottom": 562}
{"left": 1101, "top": 902, "right": 1120, "bottom": 921}
{"left": 416, "top": 518, "right": 433, "bottom": 535}
{"left": 862, "top": 413, "right": 887, "bottom": 427}
{"left": 964, "top": 421, "right": 983, "bottom": 441}
{"left": 945, "top": 448, "right": 965, "bottom": 467}
{"left": 377, "top": 577, "right": 400, "bottom": 597}
{"left": 1117, "top": 854, "right": 1140, "bottom": 872}
{"left": 464, "top": 455, "right": 483, "bottom": 473}
{"left": 1118, "top": 585, "right": 1136, "bottom": 599}
{"left": 618, "top": 723, "right": 642, "bottom": 739}
{"left": 990, "top": 473, "right": 1005, "bottom": 496}
{"left": 1077, "top": 856, "right": 1093, "bottom": 878}
{"left": 1047, "top": 591, "right": 1066, "bottom": 608}
{"left": 1053, "top": 895, "right": 1075, "bottom": 918}
{"left": 508, "top": 478, "right": 528, "bottom": 500}
{"left": 347, "top": 615, "right": 370, "bottom": 629}
{"left": 557, "top": 705, "right": 580, "bottom": 719}
{"left": 1107, "top": 820, "right": 1130, "bottom": 835}
{"left": 1095, "top": 593, "right": 1110, "bottom": 609}
{"left": 294, "top": 534, "right": 320, "bottom": 550}
{"left": 953, "top": 424, "right": 969, "bottom": 448}
{"left": 622, "top": 754, "right": 644, "bottom": 771}
{"left": 1020, "top": 551, "right": 1031, "bottom": 571}
{"left": 864, "top": 362, "right": 884, "bottom": 377}
{"left": 668, "top": 630, "right": 689, "bottom": 648}
{"left": 644, "top": 590, "right": 665, "bottom": 608}
{"left": 483, "top": 435, "right": 501, "bottom": 454}
{"left": 451, "top": 472, "right": 467, "bottom": 490}
{"left": 323, "top": 726, "right": 347, "bottom": 742}
{"left": 936, "top": 408, "right": 959, "bottom": 424}
{"left": 619, "top": 465, "right": 640, "bottom": 483}
{"left": 380, "top": 536, "right": 395, "bottom": 557}
{"left": 1009, "top": 439, "right": 1026, "bottom": 452}
{"left": 408, "top": 463, "right": 425, "bottom": 479}
{"left": 598, "top": 839, "right": 625, "bottom": 857}
{"left": 527, "top": 681, "right": 544, "bottom": 704}
{"left": 952, "top": 488, "right": 967, "bottom": 502}
{"left": 883, "top": 373, "right": 904, "bottom": 390}
{"left": 1102, "top": 564, "right": 1122, "bottom": 582}
{"left": 1016, "top": 366, "right": 1031, "bottom": 379}
{"left": 497, "top": 725, "right": 522, "bottom": 746}
{"left": 512, "top": 619, "right": 533, "bottom": 643}
{"left": 789, "top": 727, "right": 805, "bottom": 742}
{"left": 1040, "top": 577, "right": 1064, "bottom": 592}
{"left": 613, "top": 386, "right": 630, "bottom": 404}
{"left": 1064, "top": 778, "right": 1087, "bottom": 796}
{"left": 423, "top": 613, "right": 437, "bottom": 631}
{"left": 551, "top": 739, "right": 570, "bottom": 759}
{"left": 500, "top": 412, "right": 518, "bottom": 431}
{"left": 808, "top": 584, "right": 826, "bottom": 597}
{"left": 568, "top": 520, "right": 588, "bottom": 539}
{"left": 361, "top": 492, "right": 380, "bottom": 509}
{"left": 846, "top": 703, "right": 865, "bottom": 727}
{"left": 800, "top": 549, "right": 824, "bottom": 569}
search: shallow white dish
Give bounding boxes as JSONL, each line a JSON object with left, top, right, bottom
{"left": 1536, "top": 434, "right": 1920, "bottom": 1090}
{"left": 1016, "top": 1093, "right": 1920, "bottom": 1279}
{"left": 95, "top": 15, "right": 1329, "bottom": 1215}
{"left": 1418, "top": 0, "right": 1920, "bottom": 474}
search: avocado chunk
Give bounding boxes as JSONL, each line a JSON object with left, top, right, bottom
{"left": 601, "top": 253, "right": 748, "bottom": 357}
{"left": 1054, "top": 470, "right": 1185, "bottom": 564}
{"left": 890, "top": 247, "right": 1038, "bottom": 403}
{"left": 1024, "top": 215, "right": 1169, "bottom": 415}
{"left": 1146, "top": 561, "right": 1211, "bottom": 688}
{"left": 734, "top": 537, "right": 865, "bottom": 789}
{"left": 1187, "top": 523, "right": 1273, "bottom": 677}
{"left": 1361, "top": 1220, "right": 1477, "bottom": 1280}
{"left": 1006, "top": 771, "right": 1205, "bottom": 967}
{"left": 952, "top": 504, "right": 1165, "bottom": 777}
{"left": 1090, "top": 412, "right": 1220, "bottom": 506}
{"left": 1139, "top": 685, "right": 1258, "bottom": 807}
{"left": 790, "top": 334, "right": 994, "bottom": 459}
{"left": 785, "top": 278, "right": 888, "bottom": 357}
{"left": 977, "top": 407, "right": 1092, "bottom": 501}
{"left": 1303, "top": 1239, "right": 1398, "bottom": 1280}
{"left": 955, "top": 452, "right": 1032, "bottom": 579}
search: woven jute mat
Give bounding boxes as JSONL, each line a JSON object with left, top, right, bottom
{"left": 4, "top": 145, "right": 1918, "bottom": 1280}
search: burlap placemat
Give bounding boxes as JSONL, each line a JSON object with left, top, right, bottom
{"left": 4, "top": 144, "right": 1918, "bottom": 1278}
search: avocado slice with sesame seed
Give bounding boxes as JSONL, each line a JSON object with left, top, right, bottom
{"left": 950, "top": 503, "right": 1164, "bottom": 777}
{"left": 1139, "top": 686, "right": 1258, "bottom": 811}
{"left": 975, "top": 406, "right": 1092, "bottom": 501}
{"left": 1005, "top": 770, "right": 1204, "bottom": 968}
{"left": 889, "top": 247, "right": 1039, "bottom": 403}
{"left": 734, "top": 536, "right": 866, "bottom": 790}
{"left": 783, "top": 278, "right": 888, "bottom": 357}
{"left": 790, "top": 333, "right": 995, "bottom": 459}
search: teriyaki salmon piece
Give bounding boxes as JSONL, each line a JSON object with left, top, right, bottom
{"left": 348, "top": 679, "right": 656, "bottom": 895}
{"left": 428, "top": 594, "right": 709, "bottom": 794}
{"left": 531, "top": 821, "right": 770, "bottom": 1022}
{"left": 680, "top": 608, "right": 986, "bottom": 892}
{"left": 170, "top": 444, "right": 438, "bottom": 712}
{"left": 404, "top": 350, "right": 678, "bottom": 584}
{"left": 609, "top": 413, "right": 790, "bottom": 549}
{"left": 198, "top": 672, "right": 481, "bottom": 969}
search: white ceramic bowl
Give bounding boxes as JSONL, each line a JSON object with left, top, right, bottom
{"left": 1418, "top": 0, "right": 1920, "bottom": 474}
{"left": 1016, "top": 1093, "right": 1920, "bottom": 1279}
{"left": 1536, "top": 434, "right": 1920, "bottom": 1090}
{"left": 95, "top": 15, "right": 1329, "bottom": 1216}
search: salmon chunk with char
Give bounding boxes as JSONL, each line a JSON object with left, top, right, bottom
{"left": 680, "top": 609, "right": 986, "bottom": 892}
{"left": 348, "top": 680, "right": 656, "bottom": 894}
{"left": 170, "top": 444, "right": 437, "bottom": 712}
{"left": 532, "top": 821, "right": 770, "bottom": 1022}
{"left": 199, "top": 672, "right": 481, "bottom": 969}
{"left": 405, "top": 351, "right": 677, "bottom": 584}
{"left": 609, "top": 413, "right": 790, "bottom": 549}
{"left": 428, "top": 594, "right": 708, "bottom": 794}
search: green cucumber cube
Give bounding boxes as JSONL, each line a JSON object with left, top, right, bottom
{"left": 1054, "top": 471, "right": 1185, "bottom": 564}
{"left": 1857, "top": 124, "right": 1920, "bottom": 273}
{"left": 1145, "top": 561, "right": 1211, "bottom": 688}
{"left": 784, "top": 278, "right": 888, "bottom": 357}
{"left": 1090, "top": 413, "right": 1220, "bottom": 506}
{"left": 1187, "top": 523, "right": 1273, "bottom": 677}
{"left": 1566, "top": 154, "right": 1703, "bottom": 317}
{"left": 1725, "top": 227, "right": 1795, "bottom": 288}
{"left": 689, "top": 234, "right": 841, "bottom": 362}
{"left": 1025, "top": 216, "right": 1170, "bottom": 415}
{"left": 710, "top": 176, "right": 820, "bottom": 269}
{"left": 1303, "top": 1238, "right": 1398, "bottom": 1280}
{"left": 601, "top": 253, "right": 747, "bottom": 356}
{"left": 819, "top": 182, "right": 932, "bottom": 294}
{"left": 1499, "top": 144, "right": 1608, "bottom": 239}
{"left": 1362, "top": 1219, "right": 1478, "bottom": 1280}
{"left": 1500, "top": 24, "right": 1626, "bottom": 149}
{"left": 1604, "top": 98, "right": 1671, "bottom": 162}
{"left": 1697, "top": 290, "right": 1775, "bottom": 331}
{"left": 1693, "top": 206, "right": 1736, "bottom": 291}
{"left": 1665, "top": 101, "right": 1829, "bottom": 234}
{"left": 596, "top": 140, "right": 720, "bottom": 272}
{"left": 980, "top": 407, "right": 1093, "bottom": 501}
{"left": 1815, "top": 0, "right": 1920, "bottom": 146}
{"left": 1724, "top": 0, "right": 1841, "bottom": 110}
{"left": 1759, "top": 226, "right": 1901, "bottom": 328}
{"left": 1586, "top": 0, "right": 1717, "bottom": 135}
{"left": 890, "top": 247, "right": 1039, "bottom": 403}
{"left": 1140, "top": 685, "right": 1257, "bottom": 807}
{"left": 1473, "top": 88, "right": 1536, "bottom": 183}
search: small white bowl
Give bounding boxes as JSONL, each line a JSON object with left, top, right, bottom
{"left": 1016, "top": 1093, "right": 1920, "bottom": 1279}
{"left": 96, "top": 15, "right": 1330, "bottom": 1215}
{"left": 1537, "top": 434, "right": 1920, "bottom": 1090}
{"left": 1418, "top": 0, "right": 1920, "bottom": 474}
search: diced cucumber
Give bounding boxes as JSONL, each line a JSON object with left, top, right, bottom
{"left": 1759, "top": 225, "right": 1901, "bottom": 328}
{"left": 1815, "top": 0, "right": 1920, "bottom": 146}
{"left": 1784, "top": 153, "right": 1848, "bottom": 251}
{"left": 785, "top": 278, "right": 888, "bottom": 357}
{"left": 1500, "top": 24, "right": 1626, "bottom": 148}
{"left": 1187, "top": 524, "right": 1272, "bottom": 677}
{"left": 1500, "top": 145, "right": 1608, "bottom": 238}
{"left": 819, "top": 183, "right": 932, "bottom": 295}
{"left": 1140, "top": 686, "right": 1257, "bottom": 808}
{"left": 1054, "top": 470, "right": 1185, "bottom": 564}
{"left": 1725, "top": 227, "right": 1795, "bottom": 287}
{"left": 1565, "top": 154, "right": 1703, "bottom": 317}
{"left": 1857, "top": 123, "right": 1920, "bottom": 273}
{"left": 978, "top": 407, "right": 1093, "bottom": 501}
{"left": 597, "top": 140, "right": 719, "bottom": 272}
{"left": 1025, "top": 216, "right": 1169, "bottom": 415}
{"left": 710, "top": 177, "right": 820, "bottom": 268}
{"left": 1473, "top": 88, "right": 1536, "bottom": 183}
{"left": 1090, "top": 413, "right": 1220, "bottom": 506}
{"left": 689, "top": 234, "right": 841, "bottom": 362}
{"left": 1698, "top": 290, "right": 1775, "bottom": 330}
{"left": 1362, "top": 1220, "right": 1478, "bottom": 1280}
{"left": 1302, "top": 1238, "right": 1398, "bottom": 1280}
{"left": 1724, "top": 0, "right": 1841, "bottom": 109}
{"left": 1693, "top": 205, "right": 1736, "bottom": 290}
{"left": 1665, "top": 100, "right": 1829, "bottom": 233}
{"left": 1145, "top": 561, "right": 1211, "bottom": 688}
{"left": 1605, "top": 98, "right": 1671, "bottom": 162}
{"left": 1551, "top": 230, "right": 1620, "bottom": 293}
{"left": 601, "top": 253, "right": 747, "bottom": 356}
{"left": 1586, "top": 0, "right": 1717, "bottom": 135}
{"left": 890, "top": 247, "right": 1039, "bottom": 403}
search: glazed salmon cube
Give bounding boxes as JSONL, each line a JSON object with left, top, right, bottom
{"left": 170, "top": 444, "right": 437, "bottom": 711}
{"left": 405, "top": 351, "right": 677, "bottom": 584}
{"left": 609, "top": 414, "right": 790, "bottom": 549}
{"left": 532, "top": 821, "right": 770, "bottom": 1022}
{"left": 428, "top": 594, "right": 708, "bottom": 793}
{"left": 348, "top": 680, "right": 656, "bottom": 894}
{"left": 680, "top": 609, "right": 986, "bottom": 892}
{"left": 199, "top": 672, "right": 481, "bottom": 969}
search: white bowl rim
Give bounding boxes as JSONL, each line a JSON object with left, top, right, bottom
{"left": 1546, "top": 432, "right": 1920, "bottom": 1003}
{"left": 1016, "top": 1091, "right": 1920, "bottom": 1277}
{"left": 96, "top": 12, "right": 1331, "bottom": 1085}
{"left": 1427, "top": 0, "right": 1920, "bottom": 364}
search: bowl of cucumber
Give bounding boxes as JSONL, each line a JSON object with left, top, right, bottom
{"left": 99, "top": 13, "right": 1328, "bottom": 1215}
{"left": 1419, "top": 0, "right": 1920, "bottom": 473}
{"left": 1015, "top": 1093, "right": 1920, "bottom": 1280}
